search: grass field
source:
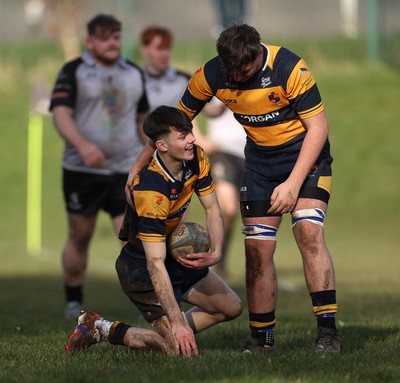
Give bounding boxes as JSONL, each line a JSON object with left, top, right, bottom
{"left": 1, "top": 37, "right": 400, "bottom": 382}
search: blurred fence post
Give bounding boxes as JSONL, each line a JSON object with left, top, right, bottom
{"left": 26, "top": 79, "right": 49, "bottom": 257}
{"left": 27, "top": 111, "right": 43, "bottom": 257}
{"left": 366, "top": 0, "right": 378, "bottom": 59}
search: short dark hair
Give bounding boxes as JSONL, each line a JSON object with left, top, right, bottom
{"left": 216, "top": 23, "right": 261, "bottom": 78}
{"left": 141, "top": 26, "right": 173, "bottom": 49}
{"left": 87, "top": 14, "right": 121, "bottom": 36}
{"left": 143, "top": 106, "right": 193, "bottom": 142}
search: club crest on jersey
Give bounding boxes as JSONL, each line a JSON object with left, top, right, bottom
{"left": 268, "top": 92, "right": 281, "bottom": 105}
{"left": 261, "top": 77, "right": 272, "bottom": 88}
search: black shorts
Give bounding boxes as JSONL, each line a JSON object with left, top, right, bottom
{"left": 115, "top": 244, "right": 209, "bottom": 323}
{"left": 240, "top": 137, "right": 333, "bottom": 218}
{"left": 63, "top": 169, "right": 127, "bottom": 217}
{"left": 209, "top": 152, "right": 245, "bottom": 189}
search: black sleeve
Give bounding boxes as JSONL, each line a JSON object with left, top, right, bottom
{"left": 49, "top": 58, "right": 82, "bottom": 111}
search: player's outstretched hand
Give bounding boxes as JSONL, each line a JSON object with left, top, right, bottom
{"left": 171, "top": 322, "right": 198, "bottom": 358}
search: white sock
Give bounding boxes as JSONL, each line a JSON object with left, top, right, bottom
{"left": 95, "top": 318, "right": 113, "bottom": 342}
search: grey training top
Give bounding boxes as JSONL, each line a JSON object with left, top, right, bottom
{"left": 142, "top": 66, "right": 190, "bottom": 110}
{"left": 50, "top": 51, "right": 149, "bottom": 175}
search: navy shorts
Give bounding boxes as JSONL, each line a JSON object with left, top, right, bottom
{"left": 240, "top": 137, "right": 333, "bottom": 218}
{"left": 115, "top": 244, "right": 209, "bottom": 323}
{"left": 63, "top": 169, "right": 127, "bottom": 217}
{"left": 209, "top": 152, "right": 244, "bottom": 189}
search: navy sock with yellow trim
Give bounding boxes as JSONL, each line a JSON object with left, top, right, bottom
{"left": 310, "top": 290, "right": 338, "bottom": 331}
{"left": 108, "top": 321, "right": 132, "bottom": 345}
{"left": 249, "top": 311, "right": 276, "bottom": 347}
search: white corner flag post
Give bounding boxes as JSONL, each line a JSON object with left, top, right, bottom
{"left": 27, "top": 110, "right": 43, "bottom": 257}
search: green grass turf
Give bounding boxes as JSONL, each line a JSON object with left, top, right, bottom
{"left": 1, "top": 38, "right": 400, "bottom": 382}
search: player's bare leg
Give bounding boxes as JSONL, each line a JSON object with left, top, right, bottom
{"left": 63, "top": 213, "right": 97, "bottom": 286}
{"left": 122, "top": 326, "right": 168, "bottom": 353}
{"left": 241, "top": 216, "right": 281, "bottom": 353}
{"left": 291, "top": 198, "right": 342, "bottom": 355}
{"left": 243, "top": 216, "right": 281, "bottom": 313}
{"left": 292, "top": 199, "right": 335, "bottom": 292}
{"left": 183, "top": 270, "right": 242, "bottom": 332}
{"left": 66, "top": 310, "right": 169, "bottom": 354}
{"left": 63, "top": 213, "right": 96, "bottom": 318}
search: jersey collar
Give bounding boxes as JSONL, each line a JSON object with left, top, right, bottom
{"left": 154, "top": 150, "right": 187, "bottom": 183}
{"left": 260, "top": 43, "right": 270, "bottom": 72}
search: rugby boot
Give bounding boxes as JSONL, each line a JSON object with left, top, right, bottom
{"left": 315, "top": 327, "right": 343, "bottom": 356}
{"left": 65, "top": 310, "right": 102, "bottom": 354}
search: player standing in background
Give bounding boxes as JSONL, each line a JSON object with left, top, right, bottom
{"left": 49, "top": 14, "right": 149, "bottom": 319}
{"left": 193, "top": 98, "right": 246, "bottom": 279}
{"left": 127, "top": 23, "right": 343, "bottom": 356}
{"left": 139, "top": 26, "right": 191, "bottom": 110}
{"left": 65, "top": 106, "right": 242, "bottom": 357}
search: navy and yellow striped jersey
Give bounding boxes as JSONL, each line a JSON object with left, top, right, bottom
{"left": 178, "top": 44, "right": 324, "bottom": 150}
{"left": 119, "top": 144, "right": 215, "bottom": 255}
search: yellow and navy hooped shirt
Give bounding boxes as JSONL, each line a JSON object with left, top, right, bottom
{"left": 178, "top": 44, "right": 324, "bottom": 150}
{"left": 119, "top": 145, "right": 215, "bottom": 255}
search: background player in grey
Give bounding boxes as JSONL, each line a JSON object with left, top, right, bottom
{"left": 139, "top": 26, "right": 191, "bottom": 110}
{"left": 49, "top": 14, "right": 149, "bottom": 319}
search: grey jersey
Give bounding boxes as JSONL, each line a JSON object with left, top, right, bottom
{"left": 50, "top": 51, "right": 149, "bottom": 175}
{"left": 142, "top": 66, "right": 190, "bottom": 110}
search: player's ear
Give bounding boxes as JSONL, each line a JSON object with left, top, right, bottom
{"left": 86, "top": 35, "right": 95, "bottom": 50}
{"left": 155, "top": 139, "right": 168, "bottom": 153}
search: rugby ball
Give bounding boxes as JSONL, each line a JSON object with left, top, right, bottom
{"left": 167, "top": 222, "right": 211, "bottom": 260}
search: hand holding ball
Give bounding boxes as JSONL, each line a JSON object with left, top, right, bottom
{"left": 167, "top": 222, "right": 211, "bottom": 260}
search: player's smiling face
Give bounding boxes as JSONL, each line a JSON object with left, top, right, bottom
{"left": 161, "top": 127, "right": 196, "bottom": 161}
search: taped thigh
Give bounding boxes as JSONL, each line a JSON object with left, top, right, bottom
{"left": 291, "top": 208, "right": 325, "bottom": 228}
{"left": 241, "top": 223, "right": 277, "bottom": 241}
